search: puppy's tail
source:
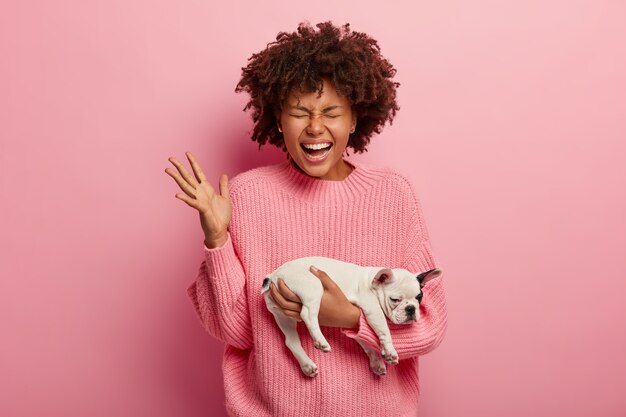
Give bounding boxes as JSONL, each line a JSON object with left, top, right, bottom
{"left": 261, "top": 276, "right": 271, "bottom": 295}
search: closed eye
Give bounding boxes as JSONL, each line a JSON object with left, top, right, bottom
{"left": 416, "top": 293, "right": 423, "bottom": 302}
{"left": 390, "top": 297, "right": 401, "bottom": 303}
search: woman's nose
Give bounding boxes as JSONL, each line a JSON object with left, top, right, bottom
{"left": 306, "top": 115, "right": 325, "bottom": 135}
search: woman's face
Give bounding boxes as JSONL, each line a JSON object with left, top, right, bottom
{"left": 278, "top": 77, "right": 356, "bottom": 181}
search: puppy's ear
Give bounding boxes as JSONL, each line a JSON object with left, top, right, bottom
{"left": 372, "top": 268, "right": 395, "bottom": 287}
{"left": 416, "top": 268, "right": 443, "bottom": 288}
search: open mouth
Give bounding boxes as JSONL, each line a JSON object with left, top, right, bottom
{"left": 301, "top": 142, "right": 333, "bottom": 160}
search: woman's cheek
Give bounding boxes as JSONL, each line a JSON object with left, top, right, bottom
{"left": 330, "top": 126, "right": 351, "bottom": 141}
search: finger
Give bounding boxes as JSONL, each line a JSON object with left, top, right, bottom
{"left": 185, "top": 151, "right": 209, "bottom": 185}
{"left": 283, "top": 310, "right": 302, "bottom": 321}
{"left": 165, "top": 166, "right": 199, "bottom": 198}
{"left": 277, "top": 278, "right": 301, "bottom": 303}
{"left": 218, "top": 173, "right": 230, "bottom": 200}
{"left": 270, "top": 282, "right": 301, "bottom": 311}
{"left": 168, "top": 156, "right": 201, "bottom": 189}
{"left": 270, "top": 282, "right": 302, "bottom": 311}
{"left": 173, "top": 192, "right": 201, "bottom": 210}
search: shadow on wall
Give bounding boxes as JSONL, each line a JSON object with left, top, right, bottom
{"left": 156, "top": 111, "right": 288, "bottom": 415}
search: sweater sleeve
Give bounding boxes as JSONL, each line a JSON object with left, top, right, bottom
{"left": 186, "top": 232, "right": 253, "bottom": 351}
{"left": 341, "top": 182, "right": 448, "bottom": 360}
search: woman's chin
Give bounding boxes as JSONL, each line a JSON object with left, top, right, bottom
{"left": 299, "top": 162, "right": 331, "bottom": 179}
{"left": 301, "top": 159, "right": 350, "bottom": 181}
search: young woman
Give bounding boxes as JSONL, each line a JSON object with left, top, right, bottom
{"left": 166, "top": 21, "right": 447, "bottom": 417}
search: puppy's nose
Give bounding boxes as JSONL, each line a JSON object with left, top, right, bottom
{"left": 405, "top": 305, "right": 416, "bottom": 315}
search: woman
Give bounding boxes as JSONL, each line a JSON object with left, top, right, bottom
{"left": 166, "top": 21, "right": 447, "bottom": 417}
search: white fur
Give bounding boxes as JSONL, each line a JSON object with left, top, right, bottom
{"left": 261, "top": 256, "right": 442, "bottom": 377}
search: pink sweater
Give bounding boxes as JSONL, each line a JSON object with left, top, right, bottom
{"left": 187, "top": 159, "right": 447, "bottom": 417}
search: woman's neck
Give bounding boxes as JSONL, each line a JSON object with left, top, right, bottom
{"left": 288, "top": 158, "right": 354, "bottom": 181}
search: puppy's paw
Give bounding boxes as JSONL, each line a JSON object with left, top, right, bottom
{"left": 381, "top": 348, "right": 399, "bottom": 365}
{"left": 301, "top": 362, "right": 318, "bottom": 377}
{"left": 383, "top": 354, "right": 398, "bottom": 365}
{"left": 314, "top": 340, "right": 331, "bottom": 352}
{"left": 369, "top": 357, "right": 387, "bottom": 376}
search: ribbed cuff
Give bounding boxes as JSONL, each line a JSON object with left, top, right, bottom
{"left": 340, "top": 307, "right": 381, "bottom": 352}
{"left": 202, "top": 232, "right": 245, "bottom": 295}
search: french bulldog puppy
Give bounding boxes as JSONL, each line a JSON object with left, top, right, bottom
{"left": 261, "top": 256, "right": 442, "bottom": 377}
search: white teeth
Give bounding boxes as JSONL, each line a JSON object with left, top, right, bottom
{"left": 302, "top": 143, "right": 332, "bottom": 150}
{"left": 304, "top": 147, "right": 331, "bottom": 160}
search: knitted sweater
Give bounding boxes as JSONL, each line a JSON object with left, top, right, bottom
{"left": 187, "top": 159, "right": 447, "bottom": 417}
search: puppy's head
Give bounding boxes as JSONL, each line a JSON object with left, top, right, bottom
{"left": 370, "top": 267, "right": 443, "bottom": 324}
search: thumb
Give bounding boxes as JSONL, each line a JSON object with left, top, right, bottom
{"left": 309, "top": 265, "right": 335, "bottom": 288}
{"left": 219, "top": 174, "right": 230, "bottom": 199}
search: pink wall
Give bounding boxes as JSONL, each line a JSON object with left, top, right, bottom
{"left": 2, "top": 1, "right": 625, "bottom": 416}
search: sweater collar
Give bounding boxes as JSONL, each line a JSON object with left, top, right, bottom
{"left": 273, "top": 158, "right": 385, "bottom": 204}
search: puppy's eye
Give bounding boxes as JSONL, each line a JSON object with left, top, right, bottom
{"left": 416, "top": 293, "right": 423, "bottom": 302}
{"left": 390, "top": 297, "right": 401, "bottom": 303}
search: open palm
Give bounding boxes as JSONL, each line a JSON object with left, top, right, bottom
{"left": 165, "top": 152, "right": 232, "bottom": 244}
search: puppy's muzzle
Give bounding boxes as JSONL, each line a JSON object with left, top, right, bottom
{"left": 405, "top": 305, "right": 417, "bottom": 321}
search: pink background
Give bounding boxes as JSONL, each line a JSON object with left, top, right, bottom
{"left": 2, "top": 1, "right": 625, "bottom": 416}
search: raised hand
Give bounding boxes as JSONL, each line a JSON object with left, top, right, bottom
{"left": 165, "top": 151, "right": 232, "bottom": 248}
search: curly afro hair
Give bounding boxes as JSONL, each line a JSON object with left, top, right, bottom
{"left": 235, "top": 21, "right": 400, "bottom": 154}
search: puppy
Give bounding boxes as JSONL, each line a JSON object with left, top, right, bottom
{"left": 261, "top": 256, "right": 442, "bottom": 377}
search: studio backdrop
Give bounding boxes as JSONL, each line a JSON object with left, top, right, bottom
{"left": 1, "top": 1, "right": 625, "bottom": 416}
